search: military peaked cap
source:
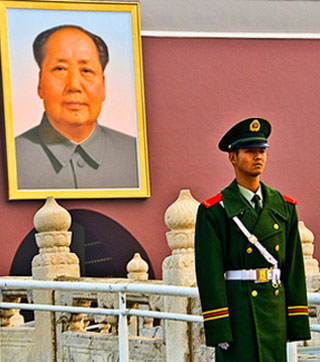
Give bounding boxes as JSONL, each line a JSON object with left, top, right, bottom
{"left": 218, "top": 117, "right": 271, "bottom": 152}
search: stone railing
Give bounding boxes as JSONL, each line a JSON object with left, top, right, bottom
{"left": 54, "top": 276, "right": 165, "bottom": 361}
{"left": 0, "top": 191, "right": 319, "bottom": 362}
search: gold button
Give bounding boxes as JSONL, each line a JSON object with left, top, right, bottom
{"left": 274, "top": 290, "right": 280, "bottom": 296}
{"left": 273, "top": 224, "right": 279, "bottom": 230}
{"left": 246, "top": 247, "right": 253, "bottom": 254}
{"left": 275, "top": 245, "right": 280, "bottom": 252}
{"left": 251, "top": 290, "right": 258, "bottom": 297}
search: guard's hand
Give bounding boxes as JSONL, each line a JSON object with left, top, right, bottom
{"left": 218, "top": 342, "right": 229, "bottom": 350}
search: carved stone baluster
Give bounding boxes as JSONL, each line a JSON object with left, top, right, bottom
{"left": 105, "top": 315, "right": 118, "bottom": 334}
{"left": 0, "top": 296, "right": 24, "bottom": 327}
{"left": 127, "top": 253, "right": 149, "bottom": 281}
{"left": 96, "top": 292, "right": 117, "bottom": 335}
{"left": 299, "top": 221, "right": 319, "bottom": 276}
{"left": 67, "top": 300, "right": 91, "bottom": 332}
{"left": 32, "top": 197, "right": 80, "bottom": 362}
{"left": 99, "top": 318, "right": 112, "bottom": 334}
{"left": 299, "top": 221, "right": 320, "bottom": 347}
{"left": 163, "top": 189, "right": 199, "bottom": 362}
{"left": 142, "top": 315, "right": 154, "bottom": 329}
{"left": 32, "top": 196, "right": 80, "bottom": 280}
{"left": 127, "top": 253, "right": 150, "bottom": 335}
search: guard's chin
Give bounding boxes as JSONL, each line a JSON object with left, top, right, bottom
{"left": 250, "top": 170, "right": 262, "bottom": 177}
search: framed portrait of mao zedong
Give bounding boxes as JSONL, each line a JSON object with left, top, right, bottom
{"left": 0, "top": 0, "right": 150, "bottom": 199}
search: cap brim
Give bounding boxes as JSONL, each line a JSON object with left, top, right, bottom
{"left": 228, "top": 137, "right": 269, "bottom": 151}
{"left": 238, "top": 142, "right": 270, "bottom": 148}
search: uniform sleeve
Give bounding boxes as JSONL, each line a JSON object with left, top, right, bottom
{"left": 282, "top": 204, "right": 311, "bottom": 342}
{"left": 195, "top": 204, "right": 233, "bottom": 346}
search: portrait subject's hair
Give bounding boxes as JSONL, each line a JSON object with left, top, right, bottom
{"left": 33, "top": 24, "right": 109, "bottom": 71}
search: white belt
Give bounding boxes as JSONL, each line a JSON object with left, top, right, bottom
{"left": 225, "top": 268, "right": 281, "bottom": 284}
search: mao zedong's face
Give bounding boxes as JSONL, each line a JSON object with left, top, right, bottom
{"left": 37, "top": 28, "right": 105, "bottom": 141}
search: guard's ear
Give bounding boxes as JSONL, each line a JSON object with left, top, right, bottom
{"left": 229, "top": 151, "right": 237, "bottom": 165}
{"left": 37, "top": 71, "right": 43, "bottom": 99}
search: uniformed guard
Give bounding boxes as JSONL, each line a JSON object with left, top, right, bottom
{"left": 195, "top": 118, "right": 310, "bottom": 362}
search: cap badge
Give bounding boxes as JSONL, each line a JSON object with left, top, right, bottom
{"left": 249, "top": 119, "right": 261, "bottom": 132}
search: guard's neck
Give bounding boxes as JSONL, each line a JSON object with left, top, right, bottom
{"left": 236, "top": 176, "right": 260, "bottom": 193}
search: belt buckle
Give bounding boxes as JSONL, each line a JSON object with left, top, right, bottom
{"left": 255, "top": 268, "right": 268, "bottom": 283}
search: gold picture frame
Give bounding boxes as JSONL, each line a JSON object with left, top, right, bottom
{"left": 0, "top": 0, "right": 150, "bottom": 199}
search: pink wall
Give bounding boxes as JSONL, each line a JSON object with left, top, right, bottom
{"left": 1, "top": 37, "right": 319, "bottom": 278}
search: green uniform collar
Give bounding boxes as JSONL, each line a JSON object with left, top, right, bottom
{"left": 221, "top": 179, "right": 288, "bottom": 221}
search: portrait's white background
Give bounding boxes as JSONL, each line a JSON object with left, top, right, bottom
{"left": 7, "top": 8, "right": 137, "bottom": 137}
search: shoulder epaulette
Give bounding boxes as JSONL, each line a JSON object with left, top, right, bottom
{"left": 202, "top": 193, "right": 222, "bottom": 208}
{"left": 282, "top": 193, "right": 298, "bottom": 205}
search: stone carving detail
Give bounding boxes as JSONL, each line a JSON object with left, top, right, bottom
{"left": 164, "top": 189, "right": 199, "bottom": 252}
{"left": 127, "top": 253, "right": 149, "bottom": 280}
{"left": 34, "top": 196, "right": 71, "bottom": 233}
{"left": 67, "top": 299, "right": 91, "bottom": 332}
{"left": 299, "top": 221, "right": 320, "bottom": 276}
{"left": 0, "top": 296, "right": 24, "bottom": 327}
{"left": 56, "top": 293, "right": 91, "bottom": 333}
{"left": 96, "top": 291, "right": 119, "bottom": 335}
{"left": 163, "top": 189, "right": 199, "bottom": 287}
{"left": 163, "top": 189, "right": 200, "bottom": 362}
{"left": 31, "top": 197, "right": 80, "bottom": 362}
{"left": 127, "top": 253, "right": 152, "bottom": 334}
{"left": 32, "top": 197, "right": 80, "bottom": 280}
{"left": 165, "top": 189, "right": 199, "bottom": 231}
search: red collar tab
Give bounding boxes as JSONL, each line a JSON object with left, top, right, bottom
{"left": 282, "top": 193, "right": 298, "bottom": 205}
{"left": 202, "top": 193, "right": 223, "bottom": 208}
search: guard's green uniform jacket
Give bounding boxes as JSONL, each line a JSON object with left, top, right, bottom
{"left": 195, "top": 180, "right": 310, "bottom": 362}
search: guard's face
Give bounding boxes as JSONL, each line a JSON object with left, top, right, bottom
{"left": 229, "top": 148, "right": 267, "bottom": 178}
{"left": 37, "top": 28, "right": 105, "bottom": 132}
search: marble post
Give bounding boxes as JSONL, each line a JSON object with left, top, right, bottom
{"left": 31, "top": 197, "right": 80, "bottom": 362}
{"left": 162, "top": 190, "right": 199, "bottom": 362}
